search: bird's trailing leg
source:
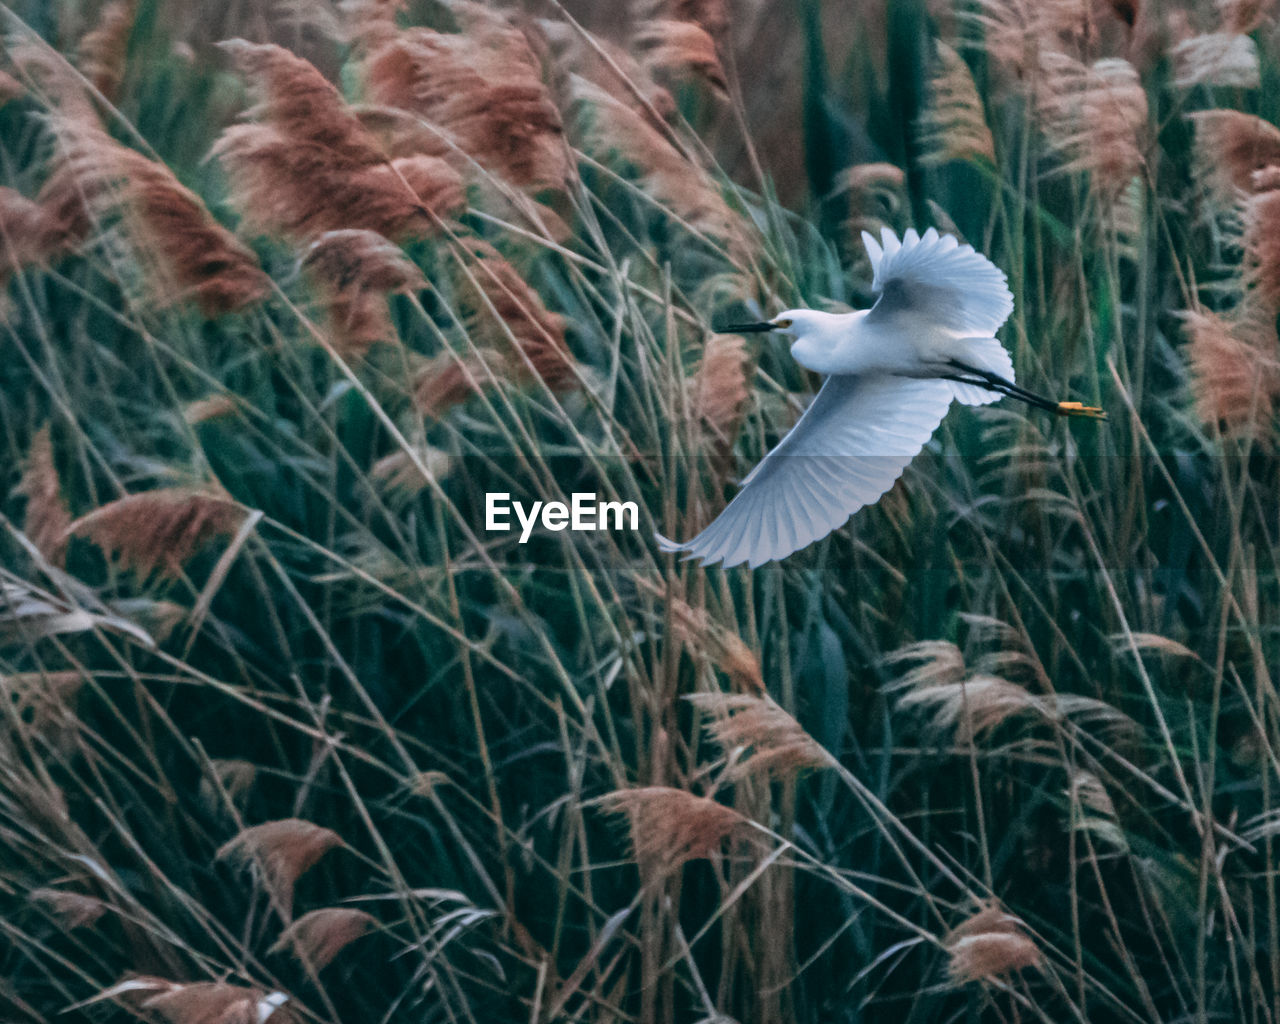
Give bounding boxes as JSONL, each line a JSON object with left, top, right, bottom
{"left": 945, "top": 360, "right": 1107, "bottom": 420}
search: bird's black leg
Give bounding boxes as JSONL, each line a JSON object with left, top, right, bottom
{"left": 946, "top": 361, "right": 1106, "bottom": 419}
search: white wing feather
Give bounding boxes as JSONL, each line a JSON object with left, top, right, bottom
{"left": 862, "top": 226, "right": 1014, "bottom": 337}
{"left": 656, "top": 376, "right": 953, "bottom": 568}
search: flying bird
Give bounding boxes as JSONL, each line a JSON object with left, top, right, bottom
{"left": 657, "top": 227, "right": 1104, "bottom": 569}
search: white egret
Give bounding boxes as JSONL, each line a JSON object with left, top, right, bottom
{"left": 657, "top": 226, "right": 1104, "bottom": 569}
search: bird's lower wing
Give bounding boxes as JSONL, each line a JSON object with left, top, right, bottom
{"left": 656, "top": 375, "right": 954, "bottom": 568}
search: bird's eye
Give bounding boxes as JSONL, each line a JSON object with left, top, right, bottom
{"left": 774, "top": 318, "right": 793, "bottom": 328}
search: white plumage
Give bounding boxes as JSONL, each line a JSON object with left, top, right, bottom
{"left": 657, "top": 227, "right": 1102, "bottom": 569}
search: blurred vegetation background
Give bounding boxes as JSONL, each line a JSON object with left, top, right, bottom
{"left": 3, "top": 0, "right": 1280, "bottom": 1022}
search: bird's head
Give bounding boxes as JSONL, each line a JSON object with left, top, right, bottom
{"left": 716, "top": 309, "right": 847, "bottom": 373}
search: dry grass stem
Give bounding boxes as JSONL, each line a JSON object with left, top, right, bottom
{"left": 651, "top": 585, "right": 763, "bottom": 691}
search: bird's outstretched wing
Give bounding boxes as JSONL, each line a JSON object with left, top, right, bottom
{"left": 656, "top": 375, "right": 954, "bottom": 568}
{"left": 862, "top": 227, "right": 1013, "bottom": 336}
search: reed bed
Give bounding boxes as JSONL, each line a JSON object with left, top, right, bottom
{"left": 2, "top": 0, "right": 1279, "bottom": 1021}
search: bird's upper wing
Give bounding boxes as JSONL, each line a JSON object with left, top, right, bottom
{"left": 656, "top": 375, "right": 954, "bottom": 568}
{"left": 862, "top": 227, "right": 1013, "bottom": 336}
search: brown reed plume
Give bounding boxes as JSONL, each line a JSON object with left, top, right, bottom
{"left": 633, "top": 19, "right": 727, "bottom": 92}
{"left": 216, "top": 818, "right": 343, "bottom": 920}
{"left": 1039, "top": 54, "right": 1147, "bottom": 195}
{"left": 457, "top": 239, "right": 576, "bottom": 391}
{"left": 268, "top": 907, "right": 376, "bottom": 970}
{"left": 4, "top": 670, "right": 84, "bottom": 754}
{"left": 687, "top": 691, "right": 835, "bottom": 781}
{"left": 0, "top": 70, "right": 23, "bottom": 106}
{"left": 830, "top": 162, "right": 906, "bottom": 247}
{"left": 602, "top": 786, "right": 746, "bottom": 881}
{"left": 40, "top": 117, "right": 269, "bottom": 315}
{"left": 943, "top": 901, "right": 1043, "bottom": 986}
{"left": 301, "top": 229, "right": 425, "bottom": 354}
{"left": 688, "top": 332, "right": 750, "bottom": 448}
{"left": 537, "top": 21, "right": 677, "bottom": 127}
{"left": 1243, "top": 185, "right": 1280, "bottom": 312}
{"left": 199, "top": 758, "right": 258, "bottom": 818}
{"left": 17, "top": 426, "right": 71, "bottom": 567}
{"left": 1184, "top": 309, "right": 1280, "bottom": 441}
{"left": 1219, "top": 0, "right": 1270, "bottom": 33}
{"left": 370, "top": 444, "right": 452, "bottom": 498}
{"left": 359, "top": 8, "right": 573, "bottom": 192}
{"left": 635, "top": 0, "right": 731, "bottom": 46}
{"left": 78, "top": 975, "right": 291, "bottom": 1024}
{"left": 66, "top": 489, "right": 246, "bottom": 580}
{"left": 212, "top": 40, "right": 464, "bottom": 243}
{"left": 76, "top": 0, "right": 137, "bottom": 102}
{"left": 183, "top": 394, "right": 238, "bottom": 425}
{"left": 920, "top": 41, "right": 994, "bottom": 167}
{"left": 1190, "top": 111, "right": 1280, "bottom": 197}
{"left": 339, "top": 0, "right": 404, "bottom": 48}
{"left": 962, "top": 0, "right": 1094, "bottom": 85}
{"left": 1174, "top": 31, "right": 1259, "bottom": 89}
{"left": 412, "top": 347, "right": 507, "bottom": 419}
{"left": 0, "top": 152, "right": 95, "bottom": 287}
{"left": 653, "top": 585, "right": 763, "bottom": 691}
{"left": 895, "top": 673, "right": 1040, "bottom": 744}
{"left": 145, "top": 984, "right": 290, "bottom": 1024}
{"left": 30, "top": 887, "right": 109, "bottom": 931}
{"left": 569, "top": 75, "right": 751, "bottom": 259}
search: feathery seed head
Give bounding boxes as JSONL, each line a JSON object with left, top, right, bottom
{"left": 687, "top": 691, "right": 835, "bottom": 780}
{"left": 1190, "top": 111, "right": 1280, "bottom": 198}
{"left": 602, "top": 786, "right": 746, "bottom": 880}
{"left": 216, "top": 818, "right": 343, "bottom": 920}
{"left": 67, "top": 489, "right": 246, "bottom": 580}
{"left": 17, "top": 426, "right": 71, "bottom": 567}
{"left": 267, "top": 907, "right": 376, "bottom": 970}
{"left": 944, "top": 901, "right": 1044, "bottom": 985}
{"left": 301, "top": 229, "right": 424, "bottom": 353}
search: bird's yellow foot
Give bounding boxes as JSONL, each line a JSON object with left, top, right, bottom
{"left": 1055, "top": 401, "right": 1107, "bottom": 420}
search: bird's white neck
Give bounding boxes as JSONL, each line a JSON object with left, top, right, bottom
{"left": 788, "top": 309, "right": 871, "bottom": 375}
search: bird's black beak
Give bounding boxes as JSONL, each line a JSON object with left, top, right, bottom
{"left": 715, "top": 321, "right": 775, "bottom": 334}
